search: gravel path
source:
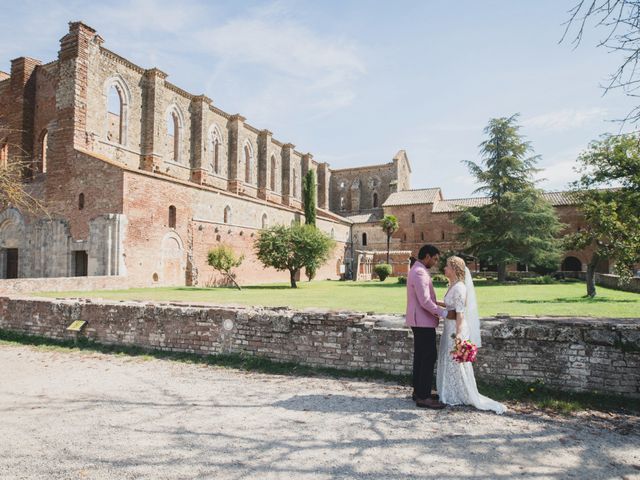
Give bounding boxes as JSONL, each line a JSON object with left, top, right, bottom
{"left": 0, "top": 343, "right": 638, "bottom": 480}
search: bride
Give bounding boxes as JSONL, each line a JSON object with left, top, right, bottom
{"left": 436, "top": 256, "right": 506, "bottom": 414}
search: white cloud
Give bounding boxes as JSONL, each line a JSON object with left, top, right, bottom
{"left": 193, "top": 6, "right": 366, "bottom": 121}
{"left": 523, "top": 108, "right": 607, "bottom": 133}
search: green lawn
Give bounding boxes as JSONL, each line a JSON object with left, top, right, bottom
{"left": 34, "top": 280, "right": 639, "bottom": 318}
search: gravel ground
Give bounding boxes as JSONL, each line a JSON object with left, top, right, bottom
{"left": 0, "top": 343, "right": 638, "bottom": 480}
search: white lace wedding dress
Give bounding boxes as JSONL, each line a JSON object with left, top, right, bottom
{"left": 436, "top": 281, "right": 506, "bottom": 414}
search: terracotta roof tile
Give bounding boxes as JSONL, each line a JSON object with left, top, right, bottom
{"left": 382, "top": 188, "right": 442, "bottom": 207}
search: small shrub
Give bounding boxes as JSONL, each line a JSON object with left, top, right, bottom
{"left": 516, "top": 275, "right": 556, "bottom": 285}
{"left": 431, "top": 273, "right": 448, "bottom": 284}
{"left": 374, "top": 264, "right": 393, "bottom": 281}
{"left": 397, "top": 276, "right": 407, "bottom": 285}
{"left": 207, "top": 245, "right": 244, "bottom": 290}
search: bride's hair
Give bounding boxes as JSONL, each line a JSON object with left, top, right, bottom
{"left": 447, "top": 256, "right": 466, "bottom": 284}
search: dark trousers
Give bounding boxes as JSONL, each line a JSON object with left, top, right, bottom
{"left": 411, "top": 327, "right": 437, "bottom": 400}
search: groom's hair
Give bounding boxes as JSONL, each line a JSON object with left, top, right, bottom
{"left": 417, "top": 244, "right": 440, "bottom": 259}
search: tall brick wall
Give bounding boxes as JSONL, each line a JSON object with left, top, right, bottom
{"left": 120, "top": 167, "right": 349, "bottom": 286}
{"left": 0, "top": 296, "right": 637, "bottom": 398}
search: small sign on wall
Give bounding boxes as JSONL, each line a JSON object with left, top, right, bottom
{"left": 66, "top": 320, "right": 87, "bottom": 332}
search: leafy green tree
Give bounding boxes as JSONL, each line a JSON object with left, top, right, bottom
{"left": 565, "top": 133, "right": 640, "bottom": 297}
{"left": 303, "top": 169, "right": 317, "bottom": 226}
{"left": 456, "top": 115, "right": 563, "bottom": 282}
{"left": 207, "top": 245, "right": 244, "bottom": 290}
{"left": 380, "top": 214, "right": 399, "bottom": 264}
{"left": 255, "top": 224, "right": 335, "bottom": 288}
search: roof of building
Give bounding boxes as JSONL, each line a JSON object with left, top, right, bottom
{"left": 382, "top": 188, "right": 442, "bottom": 207}
{"left": 345, "top": 210, "right": 384, "bottom": 224}
{"left": 431, "top": 190, "right": 579, "bottom": 213}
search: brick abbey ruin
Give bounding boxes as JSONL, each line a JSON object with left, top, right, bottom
{"left": 0, "top": 22, "right": 600, "bottom": 285}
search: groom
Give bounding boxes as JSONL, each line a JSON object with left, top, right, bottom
{"left": 406, "top": 244, "right": 448, "bottom": 409}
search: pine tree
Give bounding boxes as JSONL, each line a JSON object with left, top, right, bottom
{"left": 456, "top": 115, "right": 563, "bottom": 282}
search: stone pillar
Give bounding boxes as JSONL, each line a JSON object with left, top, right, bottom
{"left": 189, "top": 94, "right": 212, "bottom": 184}
{"left": 140, "top": 68, "right": 168, "bottom": 172}
{"left": 281, "top": 143, "right": 295, "bottom": 206}
{"left": 317, "top": 162, "right": 330, "bottom": 210}
{"left": 257, "top": 129, "right": 272, "bottom": 200}
{"left": 47, "top": 22, "right": 101, "bottom": 203}
{"left": 8, "top": 57, "right": 41, "bottom": 171}
{"left": 226, "top": 114, "right": 245, "bottom": 194}
{"left": 301, "top": 153, "right": 312, "bottom": 179}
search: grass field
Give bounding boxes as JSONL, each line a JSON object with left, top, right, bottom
{"left": 34, "top": 279, "right": 639, "bottom": 317}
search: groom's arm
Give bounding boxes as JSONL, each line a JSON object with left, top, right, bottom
{"left": 414, "top": 269, "right": 448, "bottom": 318}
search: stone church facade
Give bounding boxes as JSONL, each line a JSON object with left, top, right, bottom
{"left": 0, "top": 22, "right": 597, "bottom": 286}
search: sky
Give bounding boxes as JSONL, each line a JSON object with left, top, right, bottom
{"left": 0, "top": 0, "right": 635, "bottom": 198}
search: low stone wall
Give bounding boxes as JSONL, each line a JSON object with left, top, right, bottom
{"left": 0, "top": 296, "right": 638, "bottom": 398}
{"left": 561, "top": 271, "right": 640, "bottom": 294}
{"left": 0, "top": 275, "right": 146, "bottom": 295}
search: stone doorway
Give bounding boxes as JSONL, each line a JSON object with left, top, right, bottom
{"left": 74, "top": 251, "right": 88, "bottom": 276}
{"left": 6, "top": 248, "right": 18, "bottom": 279}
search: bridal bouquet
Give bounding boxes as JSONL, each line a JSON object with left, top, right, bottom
{"left": 450, "top": 335, "right": 478, "bottom": 363}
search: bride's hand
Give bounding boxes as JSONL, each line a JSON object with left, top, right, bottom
{"left": 436, "top": 301, "right": 446, "bottom": 307}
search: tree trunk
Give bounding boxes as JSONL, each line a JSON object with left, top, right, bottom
{"left": 289, "top": 269, "right": 298, "bottom": 288}
{"left": 386, "top": 234, "right": 390, "bottom": 264}
{"left": 225, "top": 273, "right": 242, "bottom": 291}
{"left": 586, "top": 254, "right": 598, "bottom": 298}
{"left": 497, "top": 262, "right": 507, "bottom": 283}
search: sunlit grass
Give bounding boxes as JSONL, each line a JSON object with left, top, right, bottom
{"left": 32, "top": 279, "right": 639, "bottom": 317}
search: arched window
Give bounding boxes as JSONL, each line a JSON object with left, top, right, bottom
{"left": 39, "top": 130, "right": 48, "bottom": 173}
{"left": 402, "top": 233, "right": 407, "bottom": 242}
{"left": 270, "top": 155, "right": 276, "bottom": 191}
{"left": 104, "top": 77, "right": 130, "bottom": 146}
{"left": 420, "top": 232, "right": 424, "bottom": 241}
{"left": 224, "top": 205, "right": 231, "bottom": 224}
{"left": 441, "top": 231, "right": 445, "bottom": 241}
{"left": 209, "top": 126, "right": 222, "bottom": 175}
{"left": 340, "top": 196, "right": 345, "bottom": 210}
{"left": 168, "top": 205, "right": 176, "bottom": 228}
{"left": 372, "top": 192, "right": 378, "bottom": 208}
{"left": 244, "top": 143, "right": 253, "bottom": 184}
{"left": 411, "top": 212, "right": 415, "bottom": 223}
{"left": 78, "top": 193, "right": 85, "bottom": 210}
{"left": 331, "top": 228, "right": 335, "bottom": 239}
{"left": 107, "top": 85, "right": 123, "bottom": 143}
{"left": 362, "top": 233, "right": 367, "bottom": 246}
{"left": 165, "top": 105, "right": 183, "bottom": 163}
{"left": 0, "top": 139, "right": 8, "bottom": 168}
{"left": 261, "top": 213, "right": 268, "bottom": 229}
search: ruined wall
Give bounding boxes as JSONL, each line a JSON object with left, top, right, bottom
{"left": 330, "top": 163, "right": 397, "bottom": 214}
{"left": 0, "top": 207, "right": 126, "bottom": 279}
{"left": 0, "top": 296, "right": 637, "bottom": 398}
{"left": 121, "top": 168, "right": 349, "bottom": 287}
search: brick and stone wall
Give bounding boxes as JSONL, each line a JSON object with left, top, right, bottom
{"left": 563, "top": 271, "right": 640, "bottom": 294}
{"left": 1, "top": 296, "right": 637, "bottom": 398}
{"left": 0, "top": 275, "right": 139, "bottom": 295}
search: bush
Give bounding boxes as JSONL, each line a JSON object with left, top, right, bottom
{"left": 513, "top": 275, "right": 556, "bottom": 285}
{"left": 374, "top": 264, "right": 393, "bottom": 281}
{"left": 397, "top": 276, "right": 407, "bottom": 285}
{"left": 431, "top": 273, "right": 448, "bottom": 284}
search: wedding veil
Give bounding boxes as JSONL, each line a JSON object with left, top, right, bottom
{"left": 464, "top": 267, "right": 482, "bottom": 347}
